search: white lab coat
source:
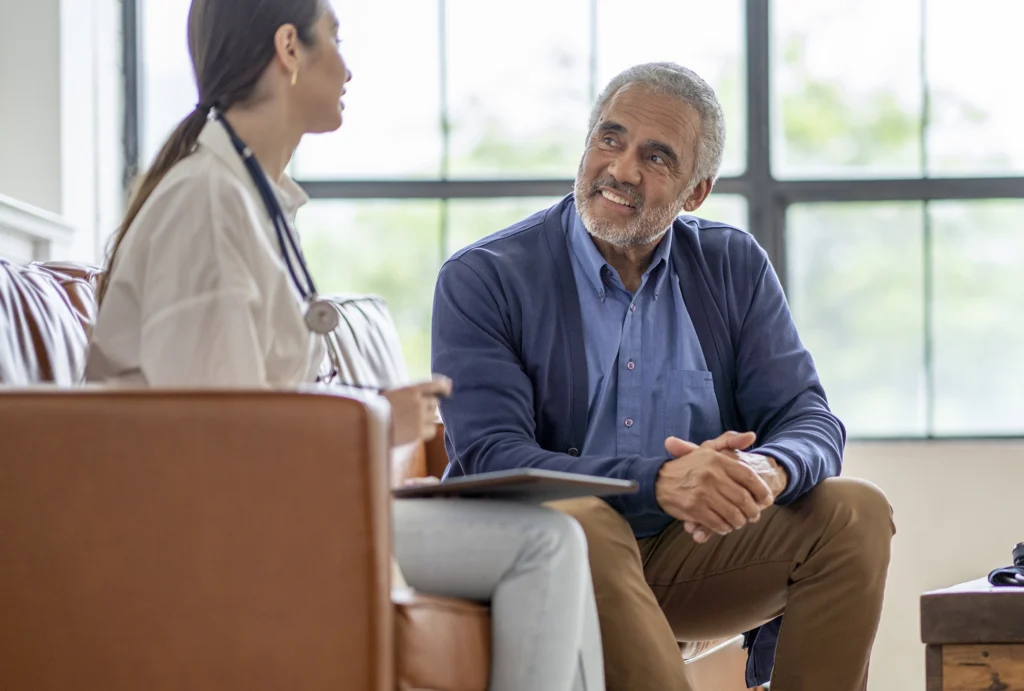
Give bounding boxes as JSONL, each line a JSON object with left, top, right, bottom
{"left": 86, "top": 119, "right": 324, "bottom": 388}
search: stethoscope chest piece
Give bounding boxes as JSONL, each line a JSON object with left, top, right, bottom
{"left": 305, "top": 297, "right": 340, "bottom": 335}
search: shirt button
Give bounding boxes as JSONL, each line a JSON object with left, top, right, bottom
{"left": 568, "top": 447, "right": 580, "bottom": 457}
{"left": 626, "top": 361, "right": 635, "bottom": 370}
{"left": 624, "top": 418, "right": 634, "bottom": 428}
{"left": 630, "top": 304, "right": 637, "bottom": 312}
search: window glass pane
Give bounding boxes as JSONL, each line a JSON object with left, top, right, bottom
{"left": 291, "top": 1, "right": 442, "bottom": 179}
{"left": 930, "top": 200, "right": 1024, "bottom": 435}
{"left": 595, "top": 0, "right": 746, "bottom": 178}
{"left": 446, "top": 197, "right": 565, "bottom": 257}
{"left": 139, "top": 1, "right": 442, "bottom": 179}
{"left": 771, "top": 1, "right": 923, "bottom": 179}
{"left": 298, "top": 200, "right": 443, "bottom": 379}
{"left": 445, "top": 0, "right": 591, "bottom": 179}
{"left": 688, "top": 194, "right": 748, "bottom": 231}
{"left": 926, "top": 1, "right": 1024, "bottom": 177}
{"left": 139, "top": 0, "right": 195, "bottom": 167}
{"left": 787, "top": 202, "right": 927, "bottom": 437}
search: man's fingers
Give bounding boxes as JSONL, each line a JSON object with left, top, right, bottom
{"left": 683, "top": 501, "right": 731, "bottom": 535}
{"left": 717, "top": 478, "right": 764, "bottom": 522}
{"left": 722, "top": 460, "right": 774, "bottom": 506}
{"left": 687, "top": 497, "right": 740, "bottom": 536}
{"left": 701, "top": 430, "right": 757, "bottom": 452}
{"left": 708, "top": 489, "right": 749, "bottom": 531}
{"left": 667, "top": 432, "right": 756, "bottom": 459}
{"left": 688, "top": 522, "right": 711, "bottom": 544}
{"left": 665, "top": 436, "right": 700, "bottom": 458}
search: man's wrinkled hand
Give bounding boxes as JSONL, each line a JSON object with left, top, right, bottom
{"left": 658, "top": 431, "right": 773, "bottom": 544}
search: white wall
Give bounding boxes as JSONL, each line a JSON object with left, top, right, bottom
{"left": 0, "top": 0, "right": 62, "bottom": 215}
{"left": 0, "top": 0, "right": 123, "bottom": 264}
{"left": 59, "top": 0, "right": 124, "bottom": 263}
{"left": 843, "top": 440, "right": 1024, "bottom": 690}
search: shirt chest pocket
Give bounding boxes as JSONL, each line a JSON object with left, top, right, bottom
{"left": 662, "top": 369, "right": 723, "bottom": 443}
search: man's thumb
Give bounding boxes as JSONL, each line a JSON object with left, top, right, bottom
{"left": 665, "top": 436, "right": 700, "bottom": 458}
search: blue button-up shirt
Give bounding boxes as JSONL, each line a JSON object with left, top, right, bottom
{"left": 566, "top": 208, "right": 724, "bottom": 537}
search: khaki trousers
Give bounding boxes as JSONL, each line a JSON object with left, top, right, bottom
{"left": 551, "top": 477, "right": 895, "bottom": 691}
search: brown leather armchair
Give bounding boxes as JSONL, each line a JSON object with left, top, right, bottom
{"left": 0, "top": 258, "right": 753, "bottom": 690}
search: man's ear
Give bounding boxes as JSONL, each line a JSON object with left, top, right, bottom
{"left": 681, "top": 178, "right": 713, "bottom": 213}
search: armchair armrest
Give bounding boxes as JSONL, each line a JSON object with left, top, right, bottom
{"left": 0, "top": 388, "right": 394, "bottom": 691}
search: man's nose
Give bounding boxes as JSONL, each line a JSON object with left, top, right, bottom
{"left": 607, "top": 152, "right": 641, "bottom": 187}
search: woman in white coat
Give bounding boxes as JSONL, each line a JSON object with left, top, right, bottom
{"left": 85, "top": 1, "right": 604, "bottom": 690}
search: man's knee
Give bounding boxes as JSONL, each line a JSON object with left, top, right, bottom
{"left": 804, "top": 477, "right": 895, "bottom": 564}
{"left": 814, "top": 477, "right": 893, "bottom": 528}
{"left": 546, "top": 497, "right": 643, "bottom": 584}
{"left": 546, "top": 496, "right": 634, "bottom": 542}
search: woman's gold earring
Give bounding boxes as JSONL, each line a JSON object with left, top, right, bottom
{"left": 291, "top": 69, "right": 298, "bottom": 86}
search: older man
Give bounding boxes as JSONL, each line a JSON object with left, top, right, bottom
{"left": 431, "top": 62, "right": 894, "bottom": 690}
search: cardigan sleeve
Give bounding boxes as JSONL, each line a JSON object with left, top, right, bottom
{"left": 735, "top": 239, "right": 847, "bottom": 504}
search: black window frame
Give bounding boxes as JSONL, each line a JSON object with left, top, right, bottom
{"left": 121, "top": 0, "right": 1024, "bottom": 440}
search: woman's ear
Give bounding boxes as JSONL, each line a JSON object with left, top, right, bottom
{"left": 273, "top": 24, "right": 301, "bottom": 79}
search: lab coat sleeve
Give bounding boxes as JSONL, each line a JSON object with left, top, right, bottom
{"left": 137, "top": 176, "right": 270, "bottom": 388}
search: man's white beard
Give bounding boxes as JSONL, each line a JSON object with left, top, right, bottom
{"left": 574, "top": 184, "right": 685, "bottom": 248}
{"left": 579, "top": 203, "right": 668, "bottom": 247}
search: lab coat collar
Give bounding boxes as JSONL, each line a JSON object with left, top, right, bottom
{"left": 197, "top": 117, "right": 310, "bottom": 218}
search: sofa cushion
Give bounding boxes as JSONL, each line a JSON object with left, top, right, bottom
{"left": 0, "top": 260, "right": 99, "bottom": 385}
{"left": 393, "top": 589, "right": 490, "bottom": 691}
{"left": 321, "top": 293, "right": 408, "bottom": 389}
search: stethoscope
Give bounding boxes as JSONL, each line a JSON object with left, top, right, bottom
{"left": 214, "top": 111, "right": 340, "bottom": 337}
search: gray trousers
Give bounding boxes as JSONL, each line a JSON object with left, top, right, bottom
{"left": 393, "top": 499, "right": 605, "bottom": 691}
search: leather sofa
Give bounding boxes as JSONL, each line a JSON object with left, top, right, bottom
{"left": 0, "top": 258, "right": 753, "bottom": 690}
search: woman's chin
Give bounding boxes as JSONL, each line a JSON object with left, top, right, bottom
{"left": 307, "top": 111, "right": 344, "bottom": 135}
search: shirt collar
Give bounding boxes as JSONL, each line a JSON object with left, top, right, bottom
{"left": 197, "top": 118, "right": 309, "bottom": 219}
{"left": 568, "top": 208, "right": 674, "bottom": 299}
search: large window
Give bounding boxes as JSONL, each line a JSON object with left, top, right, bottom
{"left": 129, "top": 0, "right": 1023, "bottom": 438}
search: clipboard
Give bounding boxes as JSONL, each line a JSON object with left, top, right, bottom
{"left": 392, "top": 468, "right": 639, "bottom": 503}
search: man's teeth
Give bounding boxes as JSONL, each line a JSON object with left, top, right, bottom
{"left": 600, "top": 190, "right": 635, "bottom": 208}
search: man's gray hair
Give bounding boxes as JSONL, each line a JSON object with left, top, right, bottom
{"left": 587, "top": 62, "right": 726, "bottom": 185}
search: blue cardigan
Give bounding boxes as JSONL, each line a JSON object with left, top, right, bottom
{"left": 431, "top": 195, "right": 846, "bottom": 685}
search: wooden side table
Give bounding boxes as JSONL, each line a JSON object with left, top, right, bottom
{"left": 921, "top": 578, "right": 1024, "bottom": 690}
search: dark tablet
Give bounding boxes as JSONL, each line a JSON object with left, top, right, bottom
{"left": 392, "top": 468, "right": 639, "bottom": 503}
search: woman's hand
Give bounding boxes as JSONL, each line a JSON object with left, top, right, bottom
{"left": 401, "top": 476, "right": 441, "bottom": 487}
{"left": 382, "top": 375, "right": 453, "bottom": 446}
